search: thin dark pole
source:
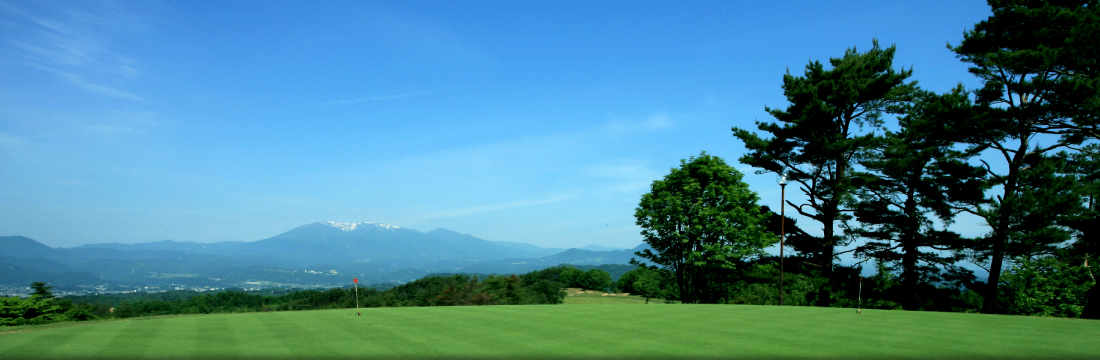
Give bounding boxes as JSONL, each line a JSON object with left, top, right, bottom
{"left": 780, "top": 183, "right": 786, "bottom": 306}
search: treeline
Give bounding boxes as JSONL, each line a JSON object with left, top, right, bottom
{"left": 632, "top": 1, "right": 1098, "bottom": 318}
{"left": 1, "top": 282, "right": 89, "bottom": 326}
{"left": 1, "top": 266, "right": 618, "bottom": 326}
{"left": 631, "top": 156, "right": 1094, "bottom": 317}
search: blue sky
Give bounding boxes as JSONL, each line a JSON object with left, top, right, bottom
{"left": 0, "top": 0, "right": 994, "bottom": 250}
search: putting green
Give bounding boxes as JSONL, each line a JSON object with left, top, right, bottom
{"left": 1, "top": 305, "right": 1097, "bottom": 359}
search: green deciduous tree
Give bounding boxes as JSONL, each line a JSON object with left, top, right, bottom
{"left": 518, "top": 267, "right": 569, "bottom": 304}
{"left": 559, "top": 267, "right": 585, "bottom": 289}
{"left": 582, "top": 269, "right": 612, "bottom": 292}
{"left": 633, "top": 271, "right": 661, "bottom": 304}
{"left": 634, "top": 152, "right": 776, "bottom": 304}
{"left": 952, "top": 0, "right": 1100, "bottom": 313}
{"left": 1000, "top": 256, "right": 1092, "bottom": 317}
{"left": 615, "top": 267, "right": 645, "bottom": 294}
{"left": 483, "top": 275, "right": 527, "bottom": 305}
{"left": 733, "top": 40, "right": 915, "bottom": 306}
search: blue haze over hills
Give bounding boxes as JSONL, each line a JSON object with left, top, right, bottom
{"left": 0, "top": 221, "right": 647, "bottom": 293}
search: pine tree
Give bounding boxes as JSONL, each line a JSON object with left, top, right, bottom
{"left": 851, "top": 86, "right": 988, "bottom": 310}
{"left": 951, "top": 0, "right": 1099, "bottom": 313}
{"left": 733, "top": 40, "right": 915, "bottom": 306}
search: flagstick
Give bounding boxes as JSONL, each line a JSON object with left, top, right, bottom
{"left": 857, "top": 276, "right": 862, "bottom": 314}
{"left": 354, "top": 278, "right": 360, "bottom": 316}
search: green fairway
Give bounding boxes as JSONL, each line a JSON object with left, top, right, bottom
{"left": 1, "top": 305, "right": 1097, "bottom": 359}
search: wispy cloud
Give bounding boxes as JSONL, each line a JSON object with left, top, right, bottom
{"left": 583, "top": 159, "right": 662, "bottom": 193}
{"left": 318, "top": 88, "right": 457, "bottom": 106}
{"left": 84, "top": 124, "right": 136, "bottom": 134}
{"left": 60, "top": 72, "right": 142, "bottom": 100}
{"left": 0, "top": 131, "right": 25, "bottom": 151}
{"left": 1, "top": 1, "right": 144, "bottom": 99}
{"left": 426, "top": 194, "right": 577, "bottom": 219}
{"left": 642, "top": 114, "right": 672, "bottom": 129}
{"left": 605, "top": 113, "right": 674, "bottom": 133}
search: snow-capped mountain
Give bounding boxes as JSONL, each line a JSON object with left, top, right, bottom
{"left": 321, "top": 221, "right": 400, "bottom": 231}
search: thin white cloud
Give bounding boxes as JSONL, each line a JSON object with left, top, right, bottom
{"left": 605, "top": 113, "right": 674, "bottom": 133}
{"left": 583, "top": 159, "right": 663, "bottom": 193}
{"left": 0, "top": 131, "right": 25, "bottom": 150}
{"left": 1, "top": 2, "right": 143, "bottom": 99}
{"left": 369, "top": 9, "right": 494, "bottom": 65}
{"left": 642, "top": 114, "right": 672, "bottom": 130}
{"left": 426, "top": 194, "right": 578, "bottom": 219}
{"left": 84, "top": 124, "right": 136, "bottom": 134}
{"left": 318, "top": 88, "right": 457, "bottom": 106}
{"left": 583, "top": 160, "right": 651, "bottom": 178}
{"left": 61, "top": 72, "right": 142, "bottom": 100}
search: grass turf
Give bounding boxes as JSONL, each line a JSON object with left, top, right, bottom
{"left": 1, "top": 305, "right": 1098, "bottom": 359}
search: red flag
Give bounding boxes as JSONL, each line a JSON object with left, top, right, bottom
{"left": 353, "top": 278, "right": 358, "bottom": 283}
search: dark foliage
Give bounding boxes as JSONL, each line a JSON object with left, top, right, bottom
{"left": 3, "top": 269, "right": 570, "bottom": 326}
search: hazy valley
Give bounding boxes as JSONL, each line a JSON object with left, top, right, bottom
{"left": 0, "top": 221, "right": 646, "bottom": 296}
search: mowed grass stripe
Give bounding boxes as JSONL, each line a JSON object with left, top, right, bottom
{"left": 1, "top": 305, "right": 1098, "bottom": 359}
{"left": 487, "top": 305, "right": 624, "bottom": 357}
{"left": 330, "top": 310, "right": 408, "bottom": 357}
{"left": 193, "top": 313, "right": 242, "bottom": 358}
{"left": 98, "top": 316, "right": 166, "bottom": 358}
{"left": 254, "top": 310, "right": 302, "bottom": 357}
{"left": 1, "top": 316, "right": 100, "bottom": 357}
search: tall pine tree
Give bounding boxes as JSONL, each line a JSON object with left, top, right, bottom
{"left": 1063, "top": 145, "right": 1099, "bottom": 318}
{"left": 851, "top": 86, "right": 988, "bottom": 310}
{"left": 733, "top": 40, "right": 915, "bottom": 306}
{"left": 952, "top": 0, "right": 1099, "bottom": 313}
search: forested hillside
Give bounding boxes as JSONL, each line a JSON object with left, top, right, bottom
{"left": 2, "top": 265, "right": 629, "bottom": 325}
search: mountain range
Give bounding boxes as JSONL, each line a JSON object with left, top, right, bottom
{"left": 1, "top": 221, "right": 647, "bottom": 293}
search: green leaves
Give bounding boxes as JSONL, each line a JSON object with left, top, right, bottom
{"left": 948, "top": 0, "right": 1099, "bottom": 313}
{"left": 635, "top": 152, "right": 775, "bottom": 303}
{"left": 734, "top": 40, "right": 916, "bottom": 306}
{"left": 742, "top": 40, "right": 914, "bottom": 178}
{"left": 954, "top": 0, "right": 1098, "bottom": 138}
{"left": 848, "top": 86, "right": 988, "bottom": 310}
{"left": 953, "top": 0, "right": 1099, "bottom": 137}
{"left": 1000, "top": 256, "right": 1093, "bottom": 318}
{"left": 30, "top": 282, "right": 56, "bottom": 300}
{"left": 0, "top": 296, "right": 66, "bottom": 326}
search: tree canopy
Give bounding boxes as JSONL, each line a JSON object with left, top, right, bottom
{"left": 951, "top": 0, "right": 1099, "bottom": 313}
{"left": 850, "top": 86, "right": 988, "bottom": 310}
{"left": 634, "top": 152, "right": 775, "bottom": 304}
{"left": 733, "top": 40, "right": 915, "bottom": 306}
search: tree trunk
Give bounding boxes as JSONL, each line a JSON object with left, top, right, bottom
{"left": 901, "top": 180, "right": 920, "bottom": 310}
{"left": 982, "top": 141, "right": 1026, "bottom": 314}
{"left": 817, "top": 157, "right": 850, "bottom": 307}
{"left": 815, "top": 161, "right": 846, "bottom": 307}
{"left": 817, "top": 214, "right": 836, "bottom": 307}
{"left": 901, "top": 243, "right": 919, "bottom": 310}
{"left": 1082, "top": 280, "right": 1099, "bottom": 319}
{"left": 676, "top": 263, "right": 689, "bottom": 304}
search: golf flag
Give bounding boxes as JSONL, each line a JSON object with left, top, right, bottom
{"left": 353, "top": 278, "right": 360, "bottom": 315}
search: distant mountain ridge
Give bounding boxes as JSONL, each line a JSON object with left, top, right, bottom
{"left": 1, "top": 222, "right": 647, "bottom": 291}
